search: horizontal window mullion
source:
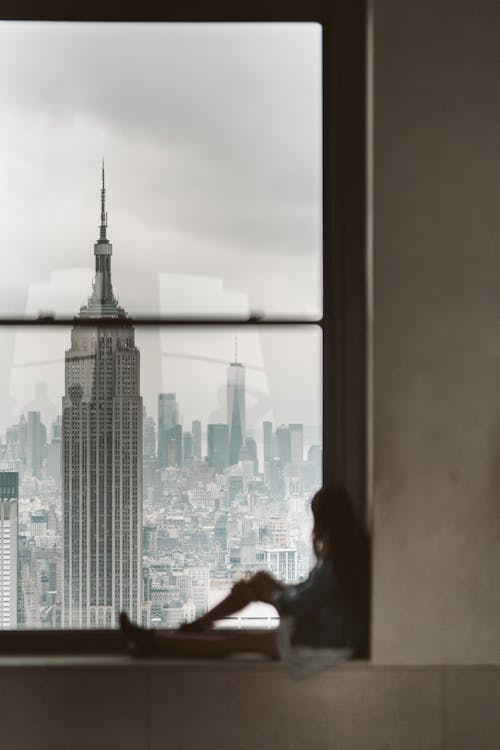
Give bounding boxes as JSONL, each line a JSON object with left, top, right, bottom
{"left": 0, "top": 317, "right": 324, "bottom": 328}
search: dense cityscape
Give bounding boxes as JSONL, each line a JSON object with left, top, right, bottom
{"left": 0, "top": 171, "right": 322, "bottom": 631}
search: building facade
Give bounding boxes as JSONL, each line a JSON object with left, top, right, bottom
{"left": 26, "top": 411, "right": 46, "bottom": 478}
{"left": 0, "top": 471, "right": 18, "bottom": 629}
{"left": 62, "top": 167, "right": 143, "bottom": 628}
{"left": 157, "top": 393, "right": 179, "bottom": 468}
{"left": 191, "top": 420, "right": 202, "bottom": 459}
{"left": 227, "top": 348, "right": 246, "bottom": 467}
{"left": 207, "top": 423, "right": 229, "bottom": 474}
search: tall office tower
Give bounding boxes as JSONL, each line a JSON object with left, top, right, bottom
{"left": 275, "top": 425, "right": 292, "bottom": 468}
{"left": 143, "top": 408, "right": 156, "bottom": 460}
{"left": 0, "top": 471, "right": 18, "bottom": 629}
{"left": 167, "top": 436, "right": 177, "bottom": 467}
{"left": 158, "top": 394, "right": 179, "bottom": 467}
{"left": 174, "top": 424, "right": 183, "bottom": 467}
{"left": 289, "top": 424, "right": 304, "bottom": 464}
{"left": 207, "top": 424, "right": 229, "bottom": 474}
{"left": 6, "top": 415, "right": 27, "bottom": 466}
{"left": 192, "top": 420, "right": 202, "bottom": 459}
{"left": 52, "top": 415, "right": 62, "bottom": 442}
{"left": 142, "top": 407, "right": 156, "bottom": 497}
{"left": 242, "top": 437, "right": 258, "bottom": 474}
{"left": 227, "top": 342, "right": 246, "bottom": 467}
{"left": 263, "top": 421, "right": 273, "bottom": 463}
{"left": 62, "top": 166, "right": 143, "bottom": 628}
{"left": 26, "top": 411, "right": 46, "bottom": 477}
{"left": 183, "top": 432, "right": 193, "bottom": 463}
{"left": 47, "top": 415, "right": 62, "bottom": 482}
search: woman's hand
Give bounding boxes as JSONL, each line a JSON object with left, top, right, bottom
{"left": 248, "top": 571, "right": 285, "bottom": 604}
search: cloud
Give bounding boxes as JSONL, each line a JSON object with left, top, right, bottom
{"left": 0, "top": 23, "right": 322, "bottom": 432}
{"left": 0, "top": 23, "right": 321, "bottom": 315}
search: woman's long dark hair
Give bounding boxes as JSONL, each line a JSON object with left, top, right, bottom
{"left": 311, "top": 486, "right": 371, "bottom": 656}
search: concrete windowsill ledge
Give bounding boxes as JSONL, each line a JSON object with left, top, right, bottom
{"left": 0, "top": 657, "right": 499, "bottom": 749}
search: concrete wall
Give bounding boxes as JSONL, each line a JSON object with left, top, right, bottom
{"left": 0, "top": 657, "right": 499, "bottom": 750}
{"left": 372, "top": 0, "right": 500, "bottom": 663}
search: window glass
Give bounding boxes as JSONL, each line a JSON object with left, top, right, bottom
{"left": 0, "top": 22, "right": 322, "bottom": 320}
{"left": 0, "top": 324, "right": 321, "bottom": 628}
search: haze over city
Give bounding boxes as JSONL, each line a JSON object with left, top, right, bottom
{"left": 0, "top": 21, "right": 321, "bottom": 435}
{"left": 0, "top": 22, "right": 322, "bottom": 632}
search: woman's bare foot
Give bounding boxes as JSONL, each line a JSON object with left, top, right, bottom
{"left": 119, "top": 611, "right": 156, "bottom": 656}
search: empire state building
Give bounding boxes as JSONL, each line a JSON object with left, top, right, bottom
{"left": 62, "top": 167, "right": 143, "bottom": 627}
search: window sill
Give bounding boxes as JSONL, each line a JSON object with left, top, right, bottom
{"left": 0, "top": 657, "right": 499, "bottom": 750}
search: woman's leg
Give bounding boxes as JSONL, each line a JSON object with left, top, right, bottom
{"left": 180, "top": 580, "right": 254, "bottom": 632}
{"left": 148, "top": 630, "right": 279, "bottom": 660}
{"left": 120, "top": 611, "right": 279, "bottom": 659}
{"left": 181, "top": 572, "right": 283, "bottom": 632}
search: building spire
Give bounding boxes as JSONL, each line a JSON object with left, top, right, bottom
{"left": 79, "top": 162, "right": 126, "bottom": 319}
{"left": 99, "top": 158, "right": 108, "bottom": 242}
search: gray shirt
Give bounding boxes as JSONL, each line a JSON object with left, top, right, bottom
{"left": 275, "top": 560, "right": 364, "bottom": 651}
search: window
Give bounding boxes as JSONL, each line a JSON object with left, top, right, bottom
{"left": 0, "top": 0, "right": 368, "bottom": 652}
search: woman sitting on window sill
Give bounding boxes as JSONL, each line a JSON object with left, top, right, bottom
{"left": 120, "top": 486, "right": 370, "bottom": 673}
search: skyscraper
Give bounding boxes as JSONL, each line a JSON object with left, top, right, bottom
{"left": 0, "top": 471, "right": 18, "bottom": 629}
{"left": 243, "top": 436, "right": 258, "bottom": 474}
{"left": 182, "top": 431, "right": 193, "bottom": 464}
{"left": 142, "top": 407, "right": 156, "bottom": 460}
{"left": 275, "top": 425, "right": 292, "bottom": 468}
{"left": 62, "top": 166, "right": 143, "bottom": 628}
{"left": 26, "top": 411, "right": 46, "bottom": 478}
{"left": 207, "top": 424, "right": 229, "bottom": 474}
{"left": 263, "top": 421, "right": 273, "bottom": 463}
{"left": 191, "top": 420, "right": 202, "bottom": 459}
{"left": 157, "top": 393, "right": 179, "bottom": 468}
{"left": 47, "top": 415, "right": 62, "bottom": 482}
{"left": 289, "top": 424, "right": 304, "bottom": 464}
{"left": 6, "top": 415, "right": 27, "bottom": 467}
{"left": 227, "top": 341, "right": 246, "bottom": 467}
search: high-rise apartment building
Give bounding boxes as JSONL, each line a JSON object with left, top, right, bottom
{"left": 158, "top": 393, "right": 179, "bottom": 468}
{"left": 227, "top": 344, "right": 246, "bottom": 467}
{"left": 0, "top": 471, "right": 18, "bottom": 629}
{"left": 62, "top": 167, "right": 143, "bottom": 627}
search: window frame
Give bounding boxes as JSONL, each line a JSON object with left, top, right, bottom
{"left": 0, "top": 0, "right": 369, "bottom": 654}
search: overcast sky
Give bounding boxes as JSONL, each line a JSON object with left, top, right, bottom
{"left": 0, "top": 22, "right": 322, "bottom": 442}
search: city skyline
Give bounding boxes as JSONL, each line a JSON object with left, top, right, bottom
{"left": 3, "top": 325, "right": 322, "bottom": 446}
{"left": 0, "top": 21, "right": 321, "bottom": 436}
{"left": 0, "top": 23, "right": 322, "bottom": 631}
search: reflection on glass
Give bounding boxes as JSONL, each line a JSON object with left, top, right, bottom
{"left": 0, "top": 22, "right": 321, "bottom": 319}
{"left": 1, "top": 323, "right": 321, "bottom": 629}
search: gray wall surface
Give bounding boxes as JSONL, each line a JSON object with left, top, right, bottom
{"left": 372, "top": 0, "right": 500, "bottom": 663}
{"left": 1, "top": 658, "right": 499, "bottom": 750}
